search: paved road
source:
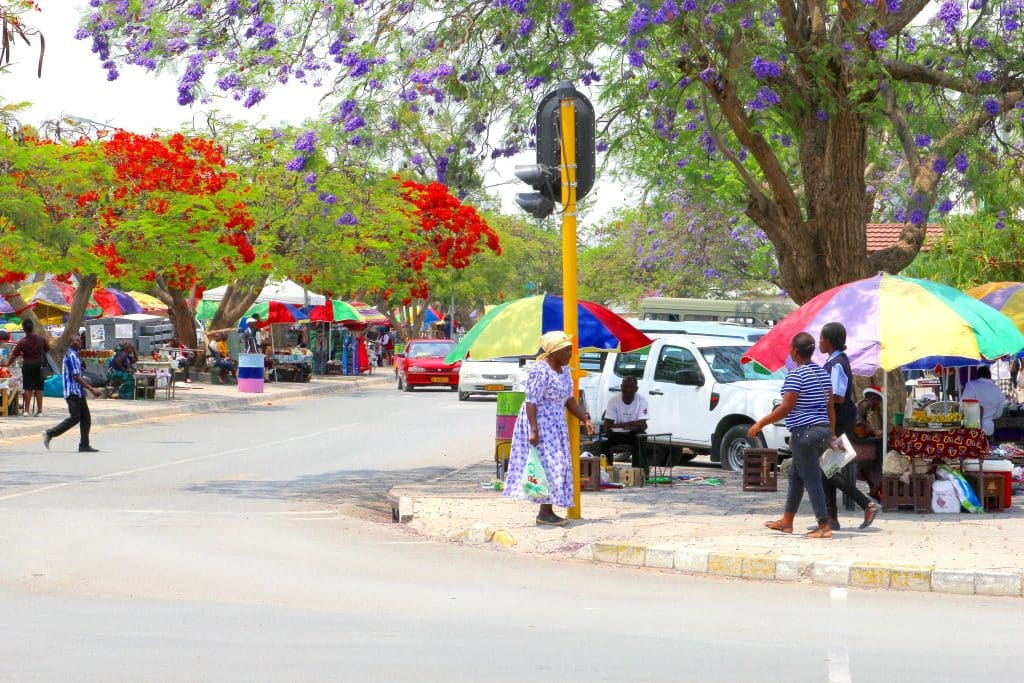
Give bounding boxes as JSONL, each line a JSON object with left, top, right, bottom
{"left": 1, "top": 385, "right": 1021, "bottom": 681}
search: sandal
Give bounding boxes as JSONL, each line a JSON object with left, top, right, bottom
{"left": 805, "top": 528, "right": 833, "bottom": 539}
{"left": 764, "top": 519, "right": 793, "bottom": 534}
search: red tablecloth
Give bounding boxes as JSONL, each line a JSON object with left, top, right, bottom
{"left": 889, "top": 427, "right": 989, "bottom": 461}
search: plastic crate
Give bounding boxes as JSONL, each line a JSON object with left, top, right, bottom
{"left": 742, "top": 448, "right": 778, "bottom": 492}
{"left": 579, "top": 455, "right": 601, "bottom": 492}
{"left": 882, "top": 474, "right": 932, "bottom": 513}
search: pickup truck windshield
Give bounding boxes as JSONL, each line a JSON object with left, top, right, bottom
{"left": 700, "top": 346, "right": 782, "bottom": 383}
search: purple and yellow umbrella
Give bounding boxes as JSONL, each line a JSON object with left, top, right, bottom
{"left": 966, "top": 282, "right": 1024, "bottom": 334}
{"left": 742, "top": 273, "right": 1024, "bottom": 376}
{"left": 444, "top": 294, "right": 653, "bottom": 363}
{"left": 93, "top": 288, "right": 144, "bottom": 317}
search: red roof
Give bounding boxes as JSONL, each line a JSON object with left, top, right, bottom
{"left": 865, "top": 223, "right": 943, "bottom": 254}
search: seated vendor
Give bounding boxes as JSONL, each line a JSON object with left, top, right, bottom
{"left": 207, "top": 333, "right": 237, "bottom": 383}
{"left": 961, "top": 366, "right": 1007, "bottom": 436}
{"left": 108, "top": 342, "right": 137, "bottom": 400}
{"left": 854, "top": 385, "right": 885, "bottom": 501}
{"left": 603, "top": 376, "right": 649, "bottom": 466}
{"left": 855, "top": 385, "right": 884, "bottom": 438}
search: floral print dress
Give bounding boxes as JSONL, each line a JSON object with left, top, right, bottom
{"left": 503, "top": 361, "right": 575, "bottom": 509}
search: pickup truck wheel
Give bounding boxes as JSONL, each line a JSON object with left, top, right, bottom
{"left": 720, "top": 424, "right": 763, "bottom": 471}
{"left": 458, "top": 391, "right": 470, "bottom": 401}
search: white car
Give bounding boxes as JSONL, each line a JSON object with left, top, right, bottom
{"left": 457, "top": 356, "right": 523, "bottom": 401}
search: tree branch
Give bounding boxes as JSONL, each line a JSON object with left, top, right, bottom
{"left": 883, "top": 0, "right": 935, "bottom": 35}
{"left": 700, "top": 92, "right": 769, "bottom": 205}
{"left": 884, "top": 85, "right": 919, "bottom": 174}
{"left": 885, "top": 60, "right": 1024, "bottom": 96}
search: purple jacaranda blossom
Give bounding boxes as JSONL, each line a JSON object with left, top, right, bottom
{"left": 972, "top": 37, "right": 990, "bottom": 48}
{"left": 995, "top": 219, "right": 1006, "bottom": 229}
{"left": 938, "top": 198, "right": 954, "bottom": 213}
{"left": 411, "top": 153, "right": 424, "bottom": 166}
{"left": 933, "top": 157, "right": 948, "bottom": 174}
{"left": 868, "top": 28, "right": 888, "bottom": 50}
{"left": 751, "top": 56, "right": 781, "bottom": 79}
{"left": 647, "top": 79, "right": 659, "bottom": 90}
{"left": 629, "top": 50, "right": 645, "bottom": 67}
{"left": 336, "top": 212, "right": 358, "bottom": 226}
{"left": 909, "top": 208, "right": 925, "bottom": 224}
{"left": 914, "top": 134, "right": 931, "bottom": 147}
{"left": 628, "top": 6, "right": 651, "bottom": 34}
{"left": 243, "top": 88, "right": 265, "bottom": 108}
{"left": 954, "top": 152, "right": 970, "bottom": 173}
{"left": 886, "top": 0, "right": 900, "bottom": 11}
{"left": 596, "top": 140, "right": 609, "bottom": 152}
{"left": 525, "top": 76, "right": 544, "bottom": 89}
{"left": 294, "top": 131, "right": 318, "bottom": 153}
{"left": 816, "top": 109, "right": 828, "bottom": 121}
{"left": 495, "top": 63, "right": 511, "bottom": 75}
{"left": 984, "top": 98, "right": 1001, "bottom": 115}
{"left": 285, "top": 156, "right": 308, "bottom": 172}
{"left": 518, "top": 18, "right": 534, "bottom": 36}
{"left": 976, "top": 70, "right": 994, "bottom": 83}
{"left": 303, "top": 173, "right": 317, "bottom": 185}
{"left": 937, "top": 0, "right": 963, "bottom": 33}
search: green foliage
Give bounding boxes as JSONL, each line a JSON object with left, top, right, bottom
{"left": 904, "top": 214, "right": 1024, "bottom": 289}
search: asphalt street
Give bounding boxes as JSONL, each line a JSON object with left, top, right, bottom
{"left": 1, "top": 383, "right": 1021, "bottom": 682}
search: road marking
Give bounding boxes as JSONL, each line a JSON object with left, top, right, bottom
{"left": 0, "top": 423, "right": 359, "bottom": 503}
{"left": 827, "top": 587, "right": 852, "bottom": 683}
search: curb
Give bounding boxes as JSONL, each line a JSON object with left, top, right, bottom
{"left": 456, "top": 522, "right": 516, "bottom": 548}
{"left": 576, "top": 541, "right": 1024, "bottom": 598}
{"left": 0, "top": 376, "right": 390, "bottom": 440}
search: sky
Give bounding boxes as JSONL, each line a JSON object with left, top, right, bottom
{"left": 4, "top": 6, "right": 625, "bottom": 224}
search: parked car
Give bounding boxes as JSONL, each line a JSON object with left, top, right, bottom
{"left": 589, "top": 334, "right": 789, "bottom": 471}
{"left": 394, "top": 339, "right": 461, "bottom": 392}
{"left": 457, "top": 355, "right": 523, "bottom": 401}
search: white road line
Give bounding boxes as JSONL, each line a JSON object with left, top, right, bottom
{"left": 827, "top": 587, "right": 852, "bottom": 683}
{"left": 0, "top": 423, "right": 359, "bottom": 503}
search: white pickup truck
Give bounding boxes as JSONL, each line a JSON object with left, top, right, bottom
{"left": 580, "top": 334, "right": 790, "bottom": 471}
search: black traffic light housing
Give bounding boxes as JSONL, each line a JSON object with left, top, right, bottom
{"left": 514, "top": 81, "right": 596, "bottom": 219}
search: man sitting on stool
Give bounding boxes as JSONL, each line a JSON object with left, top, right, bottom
{"left": 603, "top": 376, "right": 649, "bottom": 467}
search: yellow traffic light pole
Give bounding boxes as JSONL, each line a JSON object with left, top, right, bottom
{"left": 559, "top": 89, "right": 582, "bottom": 520}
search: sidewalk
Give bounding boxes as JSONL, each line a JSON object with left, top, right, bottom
{"left": 0, "top": 373, "right": 391, "bottom": 441}
{"left": 388, "top": 460, "right": 1024, "bottom": 598}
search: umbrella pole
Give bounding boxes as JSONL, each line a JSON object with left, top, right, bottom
{"left": 883, "top": 372, "right": 888, "bottom": 460}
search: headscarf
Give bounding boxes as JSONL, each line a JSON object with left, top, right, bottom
{"left": 537, "top": 331, "right": 573, "bottom": 360}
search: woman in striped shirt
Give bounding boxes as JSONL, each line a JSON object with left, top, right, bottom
{"left": 748, "top": 332, "right": 837, "bottom": 539}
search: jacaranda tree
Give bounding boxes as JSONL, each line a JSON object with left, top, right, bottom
{"left": 77, "top": 0, "right": 1024, "bottom": 303}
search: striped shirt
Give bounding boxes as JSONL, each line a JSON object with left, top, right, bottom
{"left": 62, "top": 347, "right": 85, "bottom": 398}
{"left": 780, "top": 362, "right": 831, "bottom": 429}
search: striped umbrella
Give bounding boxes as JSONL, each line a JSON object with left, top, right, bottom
{"left": 239, "top": 300, "right": 308, "bottom": 327}
{"left": 966, "top": 282, "right": 1024, "bottom": 334}
{"left": 444, "top": 294, "right": 653, "bottom": 363}
{"left": 348, "top": 301, "right": 390, "bottom": 326}
{"left": 309, "top": 299, "right": 361, "bottom": 323}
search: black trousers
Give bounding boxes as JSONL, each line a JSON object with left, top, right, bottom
{"left": 47, "top": 394, "right": 92, "bottom": 447}
{"left": 824, "top": 414, "right": 870, "bottom": 516}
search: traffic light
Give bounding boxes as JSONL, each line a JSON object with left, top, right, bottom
{"left": 514, "top": 164, "right": 558, "bottom": 218}
{"left": 513, "top": 81, "right": 596, "bottom": 219}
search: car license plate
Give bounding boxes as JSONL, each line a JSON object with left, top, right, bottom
{"left": 484, "top": 384, "right": 506, "bottom": 391}
{"left": 431, "top": 376, "right": 448, "bottom": 384}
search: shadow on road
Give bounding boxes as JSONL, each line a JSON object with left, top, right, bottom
{"left": 184, "top": 466, "right": 459, "bottom": 514}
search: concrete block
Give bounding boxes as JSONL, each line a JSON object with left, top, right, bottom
{"left": 889, "top": 565, "right": 933, "bottom": 592}
{"left": 849, "top": 563, "right": 891, "bottom": 590}
{"left": 575, "top": 544, "right": 594, "bottom": 561}
{"left": 707, "top": 552, "right": 745, "bottom": 577}
{"left": 466, "top": 523, "right": 489, "bottom": 544}
{"left": 644, "top": 545, "right": 675, "bottom": 569}
{"left": 618, "top": 544, "right": 647, "bottom": 567}
{"left": 811, "top": 561, "right": 851, "bottom": 586}
{"left": 741, "top": 555, "right": 776, "bottom": 581}
{"left": 673, "top": 549, "right": 709, "bottom": 574}
{"left": 491, "top": 529, "right": 516, "bottom": 548}
{"left": 975, "top": 571, "right": 1022, "bottom": 597}
{"left": 931, "top": 569, "right": 976, "bottom": 595}
{"left": 774, "top": 556, "right": 810, "bottom": 582}
{"left": 593, "top": 542, "right": 628, "bottom": 564}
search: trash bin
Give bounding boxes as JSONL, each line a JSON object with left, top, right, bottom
{"left": 238, "top": 353, "right": 265, "bottom": 393}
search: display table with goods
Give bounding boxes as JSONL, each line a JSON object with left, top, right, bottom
{"left": 270, "top": 352, "right": 312, "bottom": 382}
{"left": 132, "top": 360, "right": 175, "bottom": 400}
{"left": 0, "top": 365, "right": 21, "bottom": 416}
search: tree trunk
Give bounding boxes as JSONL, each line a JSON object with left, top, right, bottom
{"left": 51, "top": 273, "right": 98, "bottom": 361}
{"left": 207, "top": 275, "right": 268, "bottom": 332}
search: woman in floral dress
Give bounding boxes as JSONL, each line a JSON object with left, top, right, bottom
{"left": 504, "top": 331, "right": 595, "bottom": 526}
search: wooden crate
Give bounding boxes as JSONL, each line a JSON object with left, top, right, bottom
{"left": 613, "top": 466, "right": 645, "bottom": 487}
{"left": 742, "top": 448, "right": 778, "bottom": 492}
{"left": 0, "top": 388, "right": 20, "bottom": 417}
{"left": 966, "top": 472, "right": 1005, "bottom": 512}
{"left": 579, "top": 455, "right": 601, "bottom": 492}
{"left": 882, "top": 474, "right": 932, "bottom": 513}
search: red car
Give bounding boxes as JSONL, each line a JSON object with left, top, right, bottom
{"left": 395, "top": 339, "right": 461, "bottom": 392}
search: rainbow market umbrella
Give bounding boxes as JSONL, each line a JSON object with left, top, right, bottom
{"left": 239, "top": 300, "right": 309, "bottom": 328}
{"left": 966, "top": 282, "right": 1024, "bottom": 334}
{"left": 444, "top": 294, "right": 653, "bottom": 363}
{"left": 308, "top": 299, "right": 361, "bottom": 323}
{"left": 348, "top": 301, "right": 390, "bottom": 326}
{"left": 742, "top": 273, "right": 1024, "bottom": 376}
{"left": 93, "top": 288, "right": 144, "bottom": 317}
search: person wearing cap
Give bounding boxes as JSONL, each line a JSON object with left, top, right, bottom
{"left": 819, "top": 322, "right": 879, "bottom": 530}
{"left": 241, "top": 317, "right": 260, "bottom": 354}
{"left": 856, "top": 386, "right": 884, "bottom": 438}
{"left": 503, "top": 331, "right": 595, "bottom": 526}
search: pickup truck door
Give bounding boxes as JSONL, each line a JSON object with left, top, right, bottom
{"left": 640, "top": 343, "right": 712, "bottom": 446}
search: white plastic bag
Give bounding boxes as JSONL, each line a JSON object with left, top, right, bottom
{"left": 931, "top": 480, "right": 960, "bottom": 513}
{"left": 820, "top": 434, "right": 857, "bottom": 478}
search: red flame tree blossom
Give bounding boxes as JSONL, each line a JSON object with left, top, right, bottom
{"left": 397, "top": 180, "right": 501, "bottom": 301}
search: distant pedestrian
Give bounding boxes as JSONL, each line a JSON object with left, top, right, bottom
{"left": 749, "top": 332, "right": 836, "bottom": 539}
{"left": 503, "top": 331, "right": 594, "bottom": 526}
{"left": 819, "top": 322, "right": 878, "bottom": 530}
{"left": 43, "top": 334, "right": 101, "bottom": 453}
{"left": 241, "top": 317, "right": 260, "bottom": 353}
{"left": 6, "top": 319, "right": 50, "bottom": 416}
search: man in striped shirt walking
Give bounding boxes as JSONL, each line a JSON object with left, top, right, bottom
{"left": 42, "top": 334, "right": 102, "bottom": 453}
